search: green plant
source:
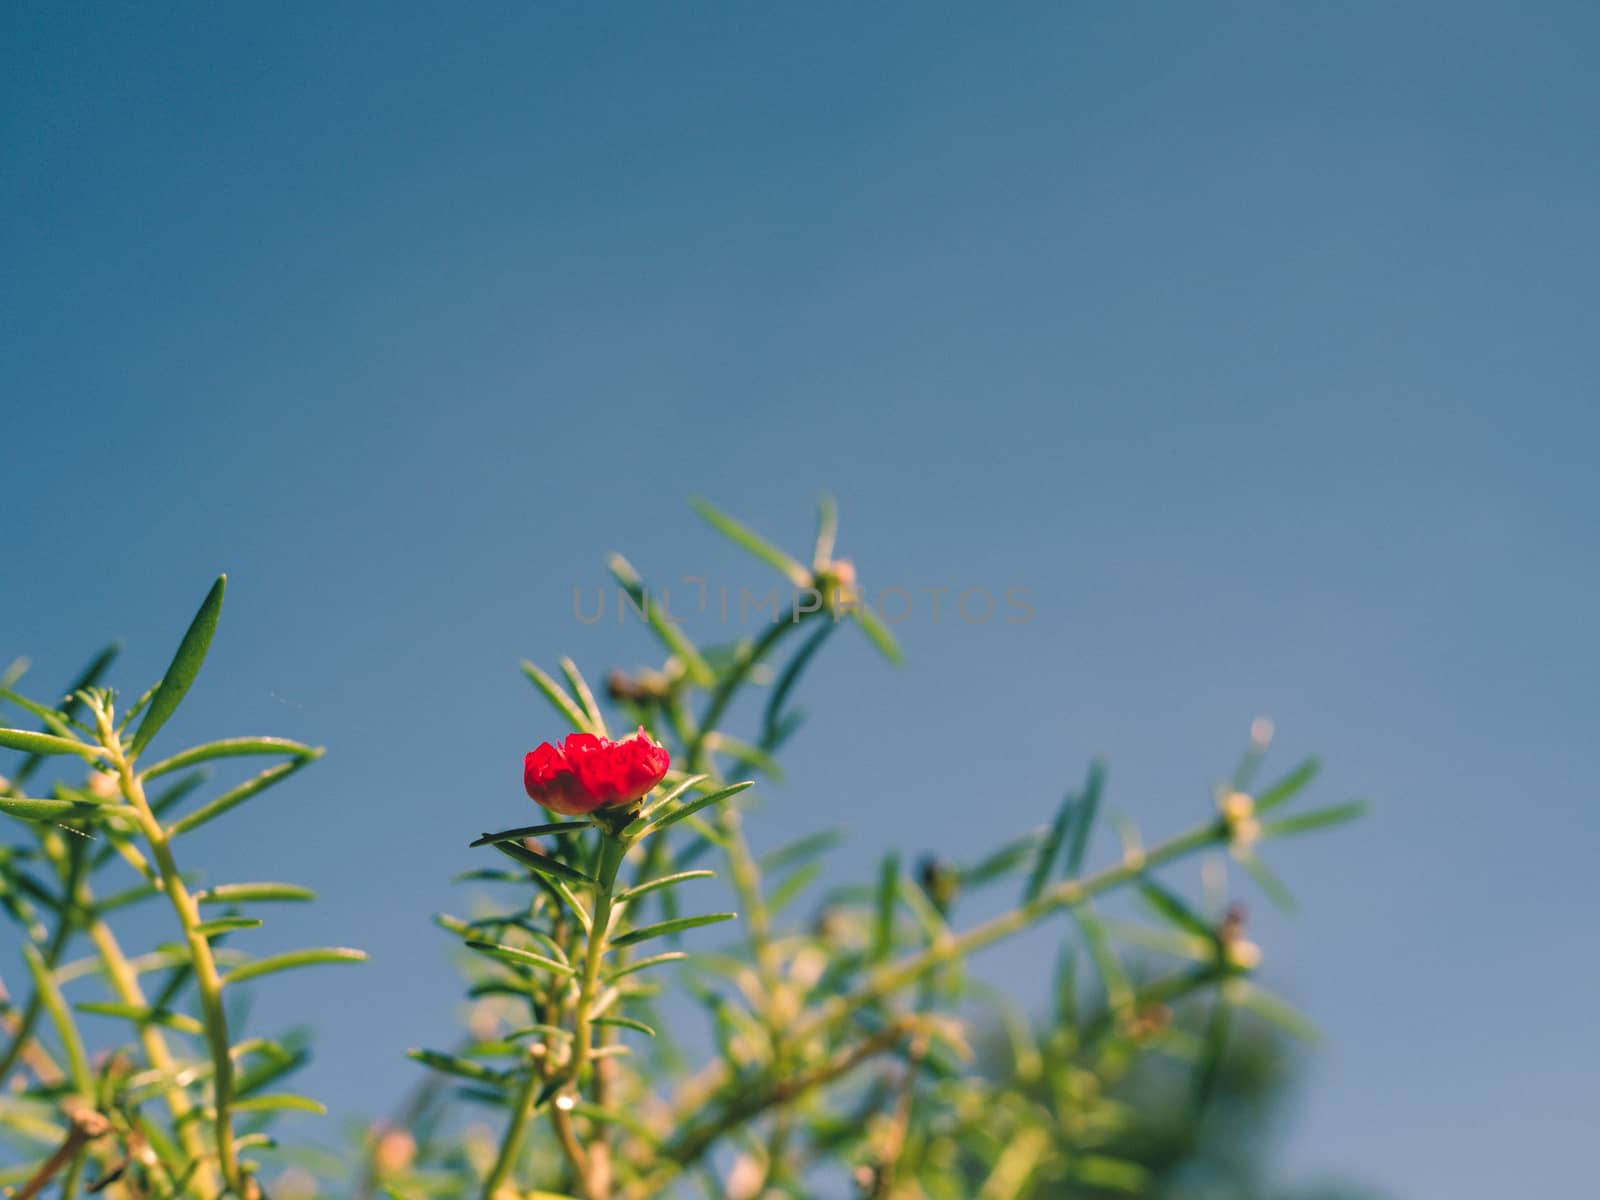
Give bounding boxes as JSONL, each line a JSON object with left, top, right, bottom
{"left": 1, "top": 579, "right": 364, "bottom": 1199}
{"left": 1, "top": 502, "right": 1364, "bottom": 1200}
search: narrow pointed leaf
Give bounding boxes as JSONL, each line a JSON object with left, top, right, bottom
{"left": 407, "top": 1048, "right": 506, "bottom": 1085}
{"left": 1065, "top": 760, "right": 1107, "bottom": 875}
{"left": 605, "top": 951, "right": 687, "bottom": 981}
{"left": 471, "top": 821, "right": 588, "bottom": 848}
{"left": 559, "top": 657, "right": 607, "bottom": 736}
{"left": 493, "top": 839, "right": 596, "bottom": 886}
{"left": 1254, "top": 757, "right": 1321, "bottom": 814}
{"left": 132, "top": 575, "right": 226, "bottom": 757}
{"left": 607, "top": 554, "right": 714, "bottom": 685}
{"left": 850, "top": 605, "right": 904, "bottom": 665}
{"left": 233, "top": 1093, "right": 326, "bottom": 1114}
{"left": 763, "top": 621, "right": 834, "bottom": 739}
{"left": 167, "top": 755, "right": 321, "bottom": 836}
{"left": 690, "top": 498, "right": 810, "bottom": 586}
{"left": 872, "top": 852, "right": 901, "bottom": 961}
{"left": 641, "top": 781, "right": 752, "bottom": 838}
{"left": 1024, "top": 794, "right": 1074, "bottom": 903}
{"left": 194, "top": 917, "right": 263, "bottom": 937}
{"left": 73, "top": 1002, "right": 205, "bottom": 1036}
{"left": 12, "top": 644, "right": 119, "bottom": 786}
{"left": 520, "top": 661, "right": 590, "bottom": 732}
{"left": 1229, "top": 980, "right": 1321, "bottom": 1041}
{"left": 220, "top": 947, "right": 366, "bottom": 987}
{"left": 23, "top": 943, "right": 91, "bottom": 1092}
{"left": 0, "top": 728, "right": 99, "bottom": 761}
{"left": 610, "top": 912, "right": 736, "bottom": 948}
{"left": 617, "top": 870, "right": 715, "bottom": 903}
{"left": 141, "top": 737, "right": 318, "bottom": 781}
{"left": 1235, "top": 851, "right": 1297, "bottom": 913}
{"left": 195, "top": 882, "right": 315, "bottom": 904}
{"left": 0, "top": 796, "right": 102, "bottom": 822}
{"left": 593, "top": 1015, "right": 655, "bottom": 1037}
{"left": 1259, "top": 800, "right": 1369, "bottom": 839}
{"left": 759, "top": 828, "right": 843, "bottom": 874}
{"left": 0, "top": 689, "right": 79, "bottom": 738}
{"left": 465, "top": 940, "right": 575, "bottom": 977}
{"left": 1136, "top": 879, "right": 1216, "bottom": 941}
{"left": 962, "top": 831, "right": 1044, "bottom": 886}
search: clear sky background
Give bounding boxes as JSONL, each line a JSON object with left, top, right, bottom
{"left": 3, "top": 4, "right": 1597, "bottom": 1196}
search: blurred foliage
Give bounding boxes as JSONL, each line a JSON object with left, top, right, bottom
{"left": 0, "top": 502, "right": 1370, "bottom": 1200}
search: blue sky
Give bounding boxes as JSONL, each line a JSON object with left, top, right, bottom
{"left": 3, "top": 3, "right": 1597, "bottom": 1195}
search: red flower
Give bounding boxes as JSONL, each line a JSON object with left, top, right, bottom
{"left": 523, "top": 727, "right": 671, "bottom": 816}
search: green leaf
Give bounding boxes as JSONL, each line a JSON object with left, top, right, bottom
{"left": 607, "top": 554, "right": 714, "bottom": 686}
{"left": 470, "top": 820, "right": 589, "bottom": 849}
{"left": 850, "top": 605, "right": 905, "bottom": 666}
{"left": 961, "top": 831, "right": 1044, "bottom": 887}
{"left": 633, "top": 774, "right": 706, "bottom": 824}
{"left": 813, "top": 493, "right": 839, "bottom": 568}
{"left": 690, "top": 497, "right": 810, "bottom": 586}
{"left": 195, "top": 882, "right": 315, "bottom": 905}
{"left": 0, "top": 727, "right": 98, "bottom": 761}
{"left": 604, "top": 951, "right": 687, "bottom": 981}
{"left": 616, "top": 870, "right": 715, "bottom": 904}
{"left": 610, "top": 912, "right": 736, "bottom": 949}
{"left": 592, "top": 1015, "right": 656, "bottom": 1038}
{"left": 759, "top": 828, "right": 844, "bottom": 874}
{"left": 559, "top": 657, "right": 607, "bottom": 736}
{"left": 1193, "top": 997, "right": 1233, "bottom": 1112}
{"left": 73, "top": 1002, "right": 204, "bottom": 1036}
{"left": 166, "top": 755, "right": 321, "bottom": 837}
{"left": 140, "top": 737, "right": 319, "bottom": 781}
{"left": 11, "top": 643, "right": 120, "bottom": 787}
{"left": 1065, "top": 760, "right": 1106, "bottom": 876}
{"left": 407, "top": 1048, "right": 506, "bottom": 1085}
{"left": 0, "top": 689, "right": 79, "bottom": 739}
{"left": 767, "top": 862, "right": 822, "bottom": 916}
{"left": 0, "top": 795, "right": 103, "bottom": 822}
{"left": 763, "top": 621, "right": 835, "bottom": 740}
{"left": 220, "top": 947, "right": 367, "bottom": 987}
{"left": 1102, "top": 917, "right": 1213, "bottom": 963}
{"left": 1136, "top": 879, "right": 1215, "bottom": 941}
{"left": 505, "top": 1023, "right": 574, "bottom": 1042}
{"left": 639, "top": 781, "right": 752, "bottom": 839}
{"left": 701, "top": 732, "right": 784, "bottom": 780}
{"left": 1254, "top": 757, "right": 1321, "bottom": 814}
{"left": 1073, "top": 904, "right": 1132, "bottom": 1014}
{"left": 23, "top": 943, "right": 91, "bottom": 1092}
{"left": 194, "top": 917, "right": 263, "bottom": 937}
{"left": 1258, "top": 800, "right": 1369, "bottom": 838}
{"left": 872, "top": 852, "right": 901, "bottom": 961}
{"left": 493, "top": 839, "right": 596, "bottom": 886}
{"left": 132, "top": 575, "right": 226, "bottom": 758}
{"left": 1024, "top": 795, "right": 1074, "bottom": 903}
{"left": 520, "top": 661, "right": 591, "bottom": 733}
{"left": 1236, "top": 851, "right": 1297, "bottom": 913}
{"left": 465, "top": 940, "right": 576, "bottom": 977}
{"left": 1229, "top": 980, "right": 1320, "bottom": 1042}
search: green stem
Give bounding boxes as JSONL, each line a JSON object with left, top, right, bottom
{"left": 794, "top": 821, "right": 1222, "bottom": 1045}
{"left": 481, "top": 834, "right": 623, "bottom": 1200}
{"left": 96, "top": 706, "right": 240, "bottom": 1196}
{"left": 481, "top": 1063, "right": 545, "bottom": 1200}
{"left": 572, "top": 836, "right": 624, "bottom": 1084}
{"left": 656, "top": 818, "right": 1228, "bottom": 1181}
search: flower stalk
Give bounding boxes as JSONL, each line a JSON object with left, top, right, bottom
{"left": 92, "top": 696, "right": 243, "bottom": 1197}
